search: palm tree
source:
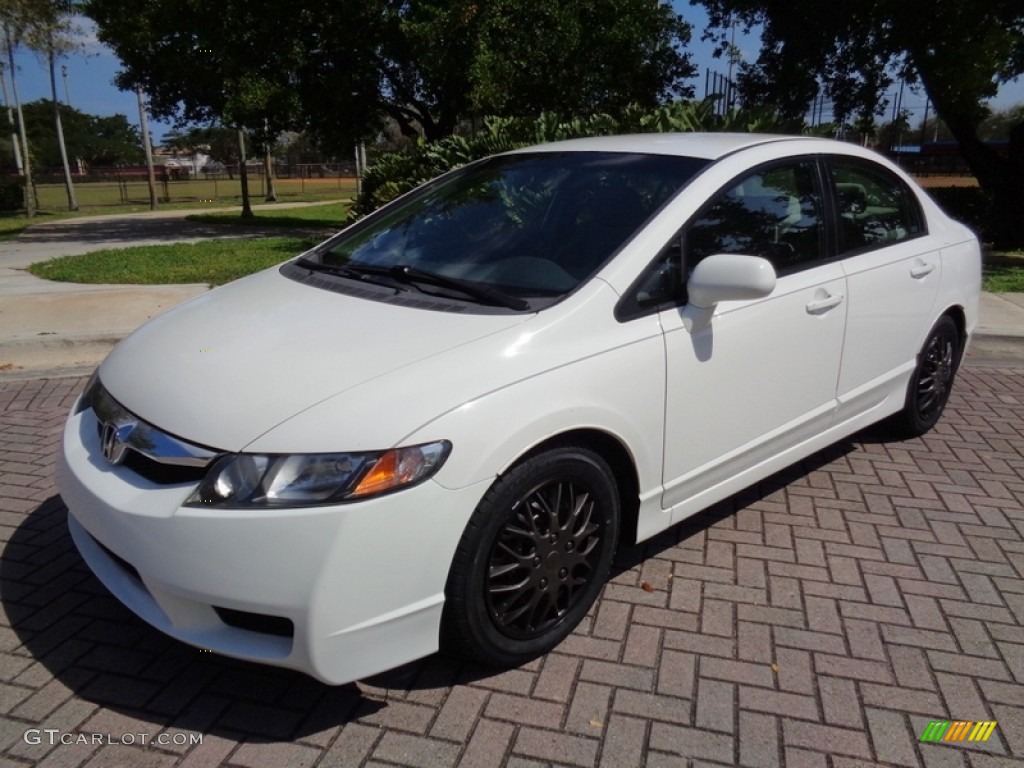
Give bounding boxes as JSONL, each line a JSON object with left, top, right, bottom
{"left": 1, "top": 16, "right": 34, "bottom": 217}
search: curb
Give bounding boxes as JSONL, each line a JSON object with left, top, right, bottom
{"left": 0, "top": 335, "right": 124, "bottom": 382}
{"left": 3, "top": 328, "right": 1023, "bottom": 383}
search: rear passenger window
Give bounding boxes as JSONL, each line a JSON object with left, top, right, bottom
{"left": 829, "top": 159, "right": 924, "bottom": 255}
{"left": 685, "top": 161, "right": 824, "bottom": 275}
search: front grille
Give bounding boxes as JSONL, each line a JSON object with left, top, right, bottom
{"left": 117, "top": 438, "right": 208, "bottom": 485}
{"left": 85, "top": 379, "right": 220, "bottom": 485}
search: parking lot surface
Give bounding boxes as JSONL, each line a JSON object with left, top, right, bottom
{"left": 1, "top": 367, "right": 1022, "bottom": 768}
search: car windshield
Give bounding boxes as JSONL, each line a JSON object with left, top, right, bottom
{"left": 309, "top": 151, "right": 707, "bottom": 307}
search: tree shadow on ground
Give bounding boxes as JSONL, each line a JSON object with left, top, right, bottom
{"left": 15, "top": 218, "right": 309, "bottom": 246}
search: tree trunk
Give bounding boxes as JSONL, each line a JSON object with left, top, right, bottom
{"left": 940, "top": 111, "right": 1024, "bottom": 249}
{"left": 237, "top": 128, "right": 253, "bottom": 218}
{"left": 1003, "top": 120, "right": 1024, "bottom": 248}
{"left": 49, "top": 49, "right": 77, "bottom": 211}
{"left": 136, "top": 87, "right": 158, "bottom": 209}
{"left": 915, "top": 55, "right": 1024, "bottom": 249}
{"left": 4, "top": 24, "right": 34, "bottom": 218}
{"left": 0, "top": 65, "right": 24, "bottom": 174}
{"left": 263, "top": 143, "right": 276, "bottom": 202}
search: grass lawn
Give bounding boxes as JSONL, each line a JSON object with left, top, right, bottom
{"left": 32, "top": 176, "right": 356, "bottom": 210}
{"left": 28, "top": 237, "right": 322, "bottom": 287}
{"left": 1, "top": 178, "right": 356, "bottom": 240}
{"left": 983, "top": 250, "right": 1024, "bottom": 293}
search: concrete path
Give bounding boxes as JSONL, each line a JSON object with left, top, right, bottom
{"left": 0, "top": 204, "right": 339, "bottom": 378}
{"left": 0, "top": 206, "right": 1022, "bottom": 378}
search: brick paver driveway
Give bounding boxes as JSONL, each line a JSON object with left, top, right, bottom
{"left": 1, "top": 366, "right": 1022, "bottom": 768}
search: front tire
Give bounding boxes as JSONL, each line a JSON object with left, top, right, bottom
{"left": 443, "top": 444, "right": 620, "bottom": 667}
{"left": 891, "top": 315, "right": 961, "bottom": 438}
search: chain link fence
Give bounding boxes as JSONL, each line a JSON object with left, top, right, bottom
{"left": 14, "top": 163, "right": 357, "bottom": 211}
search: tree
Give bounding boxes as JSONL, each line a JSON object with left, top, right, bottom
{"left": 86, "top": 1, "right": 696, "bottom": 152}
{"left": 295, "top": 1, "right": 694, "bottom": 144}
{"left": 0, "top": 0, "right": 36, "bottom": 216}
{"left": 8, "top": 99, "right": 141, "bottom": 168}
{"left": 469, "top": 0, "right": 694, "bottom": 117}
{"left": 877, "top": 112, "right": 912, "bottom": 153}
{"left": 919, "top": 104, "right": 1024, "bottom": 146}
{"left": 696, "top": 0, "right": 1024, "bottom": 246}
{"left": 85, "top": 0, "right": 306, "bottom": 216}
{"left": 34, "top": 0, "right": 79, "bottom": 210}
{"left": 164, "top": 126, "right": 240, "bottom": 168}
{"left": 980, "top": 103, "right": 1024, "bottom": 142}
{"left": 3, "top": 0, "right": 80, "bottom": 210}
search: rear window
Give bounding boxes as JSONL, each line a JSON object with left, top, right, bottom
{"left": 828, "top": 158, "right": 925, "bottom": 254}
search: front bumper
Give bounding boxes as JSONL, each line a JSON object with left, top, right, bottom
{"left": 56, "top": 405, "right": 486, "bottom": 685}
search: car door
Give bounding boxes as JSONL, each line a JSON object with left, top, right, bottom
{"left": 827, "top": 157, "right": 941, "bottom": 422}
{"left": 654, "top": 159, "right": 848, "bottom": 518}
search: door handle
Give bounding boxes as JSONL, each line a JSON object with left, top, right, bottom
{"left": 806, "top": 293, "right": 844, "bottom": 314}
{"left": 910, "top": 262, "right": 936, "bottom": 278}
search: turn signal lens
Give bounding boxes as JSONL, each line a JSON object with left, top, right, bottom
{"left": 351, "top": 442, "right": 451, "bottom": 497}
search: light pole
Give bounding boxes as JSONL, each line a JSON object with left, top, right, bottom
{"left": 61, "top": 64, "right": 71, "bottom": 108}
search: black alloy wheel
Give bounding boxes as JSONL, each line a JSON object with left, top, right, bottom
{"left": 892, "top": 315, "right": 961, "bottom": 437}
{"left": 443, "top": 444, "right": 620, "bottom": 667}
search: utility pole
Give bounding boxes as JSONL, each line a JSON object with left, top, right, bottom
{"left": 61, "top": 63, "right": 70, "bottom": 107}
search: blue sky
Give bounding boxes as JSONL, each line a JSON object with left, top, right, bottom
{"left": 2, "top": 4, "right": 1021, "bottom": 146}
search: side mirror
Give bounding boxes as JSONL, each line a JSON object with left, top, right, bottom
{"left": 686, "top": 253, "right": 777, "bottom": 309}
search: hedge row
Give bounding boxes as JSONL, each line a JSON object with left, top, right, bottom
{"left": 354, "top": 100, "right": 802, "bottom": 215}
{"left": 925, "top": 187, "right": 995, "bottom": 242}
{"left": 355, "top": 103, "right": 998, "bottom": 244}
{"left": 0, "top": 179, "right": 23, "bottom": 212}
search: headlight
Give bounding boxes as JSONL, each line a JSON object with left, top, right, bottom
{"left": 183, "top": 441, "right": 451, "bottom": 508}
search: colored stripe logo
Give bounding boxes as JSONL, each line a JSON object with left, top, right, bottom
{"left": 920, "top": 721, "right": 997, "bottom": 742}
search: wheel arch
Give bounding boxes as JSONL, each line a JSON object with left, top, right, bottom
{"left": 507, "top": 428, "right": 642, "bottom": 548}
{"left": 941, "top": 304, "right": 968, "bottom": 361}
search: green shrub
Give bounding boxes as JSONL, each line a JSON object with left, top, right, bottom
{"left": 0, "top": 178, "right": 23, "bottom": 212}
{"left": 924, "top": 186, "right": 995, "bottom": 241}
{"left": 354, "top": 99, "right": 797, "bottom": 215}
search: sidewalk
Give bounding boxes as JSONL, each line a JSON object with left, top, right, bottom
{"left": 0, "top": 203, "right": 337, "bottom": 379}
{"left": 1, "top": 208, "right": 1022, "bottom": 379}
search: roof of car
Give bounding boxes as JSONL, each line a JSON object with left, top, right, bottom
{"left": 515, "top": 132, "right": 822, "bottom": 161}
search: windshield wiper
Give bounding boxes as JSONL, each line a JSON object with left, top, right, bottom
{"left": 300, "top": 259, "right": 530, "bottom": 310}
{"left": 388, "top": 265, "right": 530, "bottom": 311}
{"left": 295, "top": 258, "right": 403, "bottom": 292}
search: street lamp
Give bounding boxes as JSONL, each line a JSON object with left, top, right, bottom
{"left": 61, "top": 64, "right": 71, "bottom": 108}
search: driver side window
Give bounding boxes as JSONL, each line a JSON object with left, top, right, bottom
{"left": 685, "top": 161, "right": 825, "bottom": 275}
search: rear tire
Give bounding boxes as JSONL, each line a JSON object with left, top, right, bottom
{"left": 890, "top": 315, "right": 961, "bottom": 438}
{"left": 443, "top": 444, "right": 619, "bottom": 667}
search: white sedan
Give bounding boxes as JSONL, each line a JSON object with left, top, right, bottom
{"left": 57, "top": 133, "right": 981, "bottom": 684}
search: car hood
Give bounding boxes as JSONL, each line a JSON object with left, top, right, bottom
{"left": 98, "top": 268, "right": 532, "bottom": 451}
